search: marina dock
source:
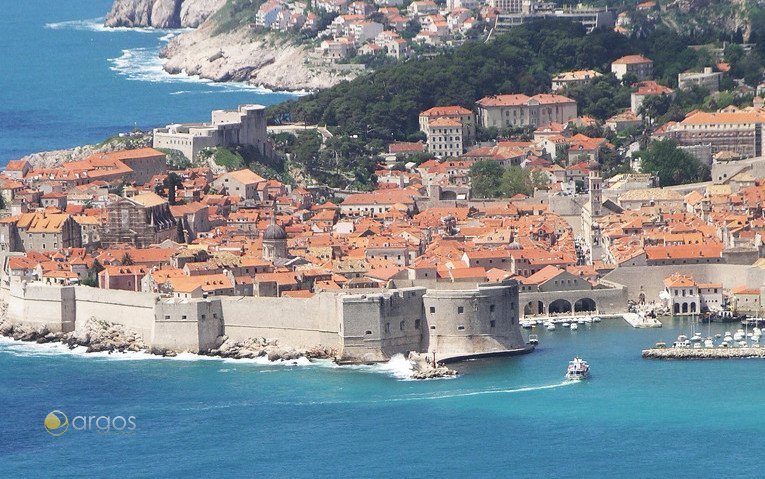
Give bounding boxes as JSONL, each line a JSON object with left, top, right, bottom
{"left": 643, "top": 347, "right": 765, "bottom": 359}
{"left": 521, "top": 313, "right": 662, "bottom": 329}
{"left": 622, "top": 313, "right": 662, "bottom": 328}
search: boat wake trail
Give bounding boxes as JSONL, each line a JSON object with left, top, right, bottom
{"left": 387, "top": 381, "right": 577, "bottom": 402}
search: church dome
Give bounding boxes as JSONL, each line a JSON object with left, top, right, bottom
{"left": 263, "top": 223, "right": 287, "bottom": 241}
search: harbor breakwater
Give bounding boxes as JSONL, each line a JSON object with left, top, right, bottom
{"left": 642, "top": 347, "right": 765, "bottom": 359}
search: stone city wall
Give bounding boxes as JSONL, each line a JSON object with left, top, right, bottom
{"left": 220, "top": 294, "right": 342, "bottom": 350}
{"left": 3, "top": 279, "right": 529, "bottom": 362}
{"left": 603, "top": 263, "right": 765, "bottom": 302}
{"left": 339, "top": 288, "right": 426, "bottom": 362}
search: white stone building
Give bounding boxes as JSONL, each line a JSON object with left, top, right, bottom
{"left": 153, "top": 105, "right": 271, "bottom": 161}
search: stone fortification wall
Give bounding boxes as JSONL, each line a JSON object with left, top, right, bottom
{"left": 604, "top": 264, "right": 765, "bottom": 302}
{"left": 7, "top": 282, "right": 76, "bottom": 333}
{"left": 339, "top": 288, "right": 426, "bottom": 363}
{"left": 423, "top": 282, "right": 526, "bottom": 361}
{"left": 72, "top": 286, "right": 158, "bottom": 340}
{"left": 154, "top": 299, "right": 225, "bottom": 352}
{"left": 219, "top": 294, "right": 342, "bottom": 350}
{"left": 4, "top": 279, "right": 528, "bottom": 362}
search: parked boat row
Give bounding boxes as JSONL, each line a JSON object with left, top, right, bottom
{"left": 662, "top": 327, "right": 763, "bottom": 350}
{"left": 522, "top": 316, "right": 602, "bottom": 330}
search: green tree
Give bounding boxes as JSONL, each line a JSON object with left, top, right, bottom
{"left": 638, "top": 139, "right": 710, "bottom": 186}
{"left": 637, "top": 94, "right": 673, "bottom": 121}
{"left": 531, "top": 170, "right": 551, "bottom": 190}
{"left": 500, "top": 166, "right": 534, "bottom": 197}
{"left": 469, "top": 160, "right": 504, "bottom": 198}
{"left": 163, "top": 172, "right": 183, "bottom": 205}
{"left": 121, "top": 253, "right": 134, "bottom": 266}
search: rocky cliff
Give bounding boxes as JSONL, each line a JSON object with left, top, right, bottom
{"left": 160, "top": 21, "right": 359, "bottom": 91}
{"left": 105, "top": 0, "right": 226, "bottom": 28}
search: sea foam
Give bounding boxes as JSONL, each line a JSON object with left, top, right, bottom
{"left": 43, "top": 17, "right": 166, "bottom": 34}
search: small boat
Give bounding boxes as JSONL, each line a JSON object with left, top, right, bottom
{"left": 565, "top": 357, "right": 590, "bottom": 381}
{"left": 522, "top": 322, "right": 533, "bottom": 329}
{"left": 562, "top": 322, "right": 570, "bottom": 328}
{"left": 546, "top": 323, "right": 556, "bottom": 331}
{"left": 592, "top": 317, "right": 602, "bottom": 322}
{"left": 570, "top": 322, "right": 579, "bottom": 330}
{"left": 691, "top": 333, "right": 703, "bottom": 343}
{"left": 704, "top": 339, "right": 714, "bottom": 348}
{"left": 528, "top": 334, "right": 539, "bottom": 345}
{"left": 715, "top": 334, "right": 722, "bottom": 339}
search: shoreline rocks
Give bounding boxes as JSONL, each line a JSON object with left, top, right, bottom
{"left": 202, "top": 335, "right": 336, "bottom": 362}
{"left": 409, "top": 352, "right": 458, "bottom": 379}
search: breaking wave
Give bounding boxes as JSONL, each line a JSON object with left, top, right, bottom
{"left": 44, "top": 17, "right": 164, "bottom": 34}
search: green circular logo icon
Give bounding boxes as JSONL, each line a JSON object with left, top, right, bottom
{"left": 44, "top": 410, "right": 69, "bottom": 436}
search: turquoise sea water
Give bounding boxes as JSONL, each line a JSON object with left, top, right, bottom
{"left": 0, "top": 0, "right": 295, "bottom": 164}
{"left": 3, "top": 318, "right": 765, "bottom": 478}
{"left": 3, "top": 2, "right": 765, "bottom": 477}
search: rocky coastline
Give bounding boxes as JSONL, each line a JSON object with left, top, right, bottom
{"left": 105, "top": 0, "right": 226, "bottom": 28}
{"left": 105, "top": 0, "right": 357, "bottom": 92}
{"left": 160, "top": 22, "right": 358, "bottom": 92}
{"left": 18, "top": 132, "right": 152, "bottom": 169}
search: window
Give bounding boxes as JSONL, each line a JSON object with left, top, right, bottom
{"left": 429, "top": 306, "right": 435, "bottom": 313}
{"left": 365, "top": 330, "right": 372, "bottom": 335}
{"left": 400, "top": 321, "right": 405, "bottom": 331}
{"left": 458, "top": 325, "right": 465, "bottom": 331}
{"left": 490, "top": 304, "right": 496, "bottom": 312}
{"left": 181, "top": 315, "right": 187, "bottom": 320}
{"left": 384, "top": 322, "right": 390, "bottom": 334}
{"left": 414, "top": 320, "right": 420, "bottom": 329}
{"left": 430, "top": 325, "right": 436, "bottom": 330}
{"left": 490, "top": 320, "right": 496, "bottom": 328}
{"left": 458, "top": 306, "right": 464, "bottom": 314}
{"left": 164, "top": 315, "right": 170, "bottom": 320}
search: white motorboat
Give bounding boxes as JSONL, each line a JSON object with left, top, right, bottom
{"left": 704, "top": 339, "right": 714, "bottom": 348}
{"left": 570, "top": 322, "right": 579, "bottom": 330}
{"left": 522, "top": 322, "right": 533, "bottom": 329}
{"left": 528, "top": 334, "right": 539, "bottom": 345}
{"left": 565, "top": 357, "right": 590, "bottom": 381}
{"left": 592, "top": 316, "right": 602, "bottom": 322}
{"left": 562, "top": 322, "right": 570, "bottom": 328}
{"left": 546, "top": 323, "right": 556, "bottom": 331}
{"left": 691, "top": 333, "right": 703, "bottom": 342}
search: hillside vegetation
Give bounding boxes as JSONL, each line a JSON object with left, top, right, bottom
{"left": 267, "top": 20, "right": 715, "bottom": 141}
